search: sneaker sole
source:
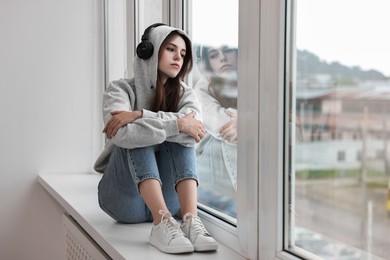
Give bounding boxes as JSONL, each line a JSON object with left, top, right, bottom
{"left": 194, "top": 243, "right": 219, "bottom": 252}
{"left": 149, "top": 237, "right": 194, "bottom": 254}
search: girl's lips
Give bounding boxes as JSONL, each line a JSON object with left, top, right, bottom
{"left": 220, "top": 64, "right": 232, "bottom": 71}
{"left": 171, "top": 63, "right": 180, "bottom": 69}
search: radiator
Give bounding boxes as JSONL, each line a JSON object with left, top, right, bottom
{"left": 63, "top": 214, "right": 110, "bottom": 260}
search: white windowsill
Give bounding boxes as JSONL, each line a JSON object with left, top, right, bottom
{"left": 37, "top": 172, "right": 246, "bottom": 260}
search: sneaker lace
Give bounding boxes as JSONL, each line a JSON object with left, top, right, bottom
{"left": 186, "top": 213, "right": 210, "bottom": 237}
{"left": 159, "top": 210, "right": 184, "bottom": 239}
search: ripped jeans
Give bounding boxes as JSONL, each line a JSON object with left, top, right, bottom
{"left": 98, "top": 141, "right": 198, "bottom": 223}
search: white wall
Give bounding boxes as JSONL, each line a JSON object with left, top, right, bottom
{"left": 0, "top": 0, "right": 104, "bottom": 259}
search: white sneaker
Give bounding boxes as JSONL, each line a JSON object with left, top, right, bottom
{"left": 149, "top": 210, "right": 194, "bottom": 254}
{"left": 181, "top": 213, "right": 218, "bottom": 251}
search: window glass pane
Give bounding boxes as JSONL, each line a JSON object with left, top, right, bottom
{"left": 138, "top": 0, "right": 163, "bottom": 31}
{"left": 287, "top": 0, "right": 390, "bottom": 259}
{"left": 191, "top": 0, "right": 239, "bottom": 223}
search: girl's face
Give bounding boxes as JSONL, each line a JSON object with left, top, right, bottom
{"left": 158, "top": 34, "right": 186, "bottom": 84}
{"left": 207, "top": 47, "right": 237, "bottom": 77}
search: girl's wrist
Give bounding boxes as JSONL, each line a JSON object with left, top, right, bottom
{"left": 138, "top": 110, "right": 143, "bottom": 119}
{"left": 177, "top": 118, "right": 184, "bottom": 132}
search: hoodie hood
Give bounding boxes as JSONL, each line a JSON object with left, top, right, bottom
{"left": 133, "top": 25, "right": 191, "bottom": 91}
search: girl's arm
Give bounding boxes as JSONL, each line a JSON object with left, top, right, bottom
{"left": 140, "top": 83, "right": 204, "bottom": 146}
{"left": 194, "top": 76, "right": 236, "bottom": 143}
{"left": 103, "top": 80, "right": 204, "bottom": 148}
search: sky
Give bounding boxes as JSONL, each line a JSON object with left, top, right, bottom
{"left": 192, "top": 0, "right": 238, "bottom": 48}
{"left": 296, "top": 0, "right": 390, "bottom": 76}
{"left": 192, "top": 0, "right": 390, "bottom": 77}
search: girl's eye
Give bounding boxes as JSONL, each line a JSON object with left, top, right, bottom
{"left": 167, "top": 47, "right": 174, "bottom": 52}
{"left": 208, "top": 52, "right": 218, "bottom": 60}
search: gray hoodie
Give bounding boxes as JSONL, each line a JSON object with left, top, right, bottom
{"left": 94, "top": 25, "right": 202, "bottom": 173}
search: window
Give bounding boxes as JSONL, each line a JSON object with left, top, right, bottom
{"left": 190, "top": 0, "right": 239, "bottom": 225}
{"left": 135, "top": 0, "right": 163, "bottom": 36}
{"left": 337, "top": 151, "right": 345, "bottom": 162}
{"left": 286, "top": 0, "right": 390, "bottom": 259}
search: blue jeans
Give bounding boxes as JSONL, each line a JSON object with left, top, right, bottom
{"left": 98, "top": 142, "right": 198, "bottom": 224}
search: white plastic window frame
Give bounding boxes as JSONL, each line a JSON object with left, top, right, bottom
{"left": 250, "top": 0, "right": 287, "bottom": 258}
{"left": 245, "top": 0, "right": 304, "bottom": 259}
{"left": 103, "top": 0, "right": 128, "bottom": 85}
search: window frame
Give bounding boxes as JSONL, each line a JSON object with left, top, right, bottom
{"left": 254, "top": 0, "right": 295, "bottom": 259}
{"left": 104, "top": 0, "right": 128, "bottom": 83}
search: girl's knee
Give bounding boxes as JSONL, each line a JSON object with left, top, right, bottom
{"left": 98, "top": 196, "right": 152, "bottom": 223}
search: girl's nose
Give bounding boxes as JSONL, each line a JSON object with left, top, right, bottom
{"left": 219, "top": 51, "right": 227, "bottom": 62}
{"left": 174, "top": 50, "right": 181, "bottom": 61}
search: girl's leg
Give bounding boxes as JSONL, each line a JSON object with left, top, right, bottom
{"left": 98, "top": 146, "right": 165, "bottom": 223}
{"left": 157, "top": 142, "right": 218, "bottom": 252}
{"left": 176, "top": 179, "right": 197, "bottom": 217}
{"left": 99, "top": 145, "right": 195, "bottom": 254}
{"left": 156, "top": 142, "right": 198, "bottom": 216}
{"left": 139, "top": 179, "right": 169, "bottom": 224}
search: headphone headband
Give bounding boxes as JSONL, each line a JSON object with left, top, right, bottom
{"left": 141, "top": 23, "right": 166, "bottom": 41}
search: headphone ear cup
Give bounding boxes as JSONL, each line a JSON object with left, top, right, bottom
{"left": 136, "top": 41, "right": 154, "bottom": 60}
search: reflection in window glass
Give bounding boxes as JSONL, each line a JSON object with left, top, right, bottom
{"left": 288, "top": 0, "right": 390, "bottom": 259}
{"left": 191, "top": 0, "right": 238, "bottom": 223}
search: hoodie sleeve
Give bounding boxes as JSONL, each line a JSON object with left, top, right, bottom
{"left": 104, "top": 80, "right": 201, "bottom": 149}
{"left": 141, "top": 83, "right": 203, "bottom": 147}
{"left": 194, "top": 76, "right": 234, "bottom": 142}
{"left": 102, "top": 79, "right": 135, "bottom": 123}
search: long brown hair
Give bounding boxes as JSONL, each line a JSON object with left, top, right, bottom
{"left": 152, "top": 32, "right": 193, "bottom": 112}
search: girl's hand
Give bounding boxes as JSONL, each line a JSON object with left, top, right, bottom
{"left": 103, "top": 110, "right": 142, "bottom": 139}
{"left": 226, "top": 110, "right": 237, "bottom": 119}
{"left": 220, "top": 111, "right": 237, "bottom": 144}
{"left": 177, "top": 112, "right": 205, "bottom": 142}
